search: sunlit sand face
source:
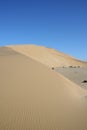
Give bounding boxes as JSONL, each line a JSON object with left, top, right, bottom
{"left": 0, "top": 45, "right": 87, "bottom": 129}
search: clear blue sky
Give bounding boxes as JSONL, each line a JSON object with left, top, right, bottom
{"left": 0, "top": 0, "right": 87, "bottom": 60}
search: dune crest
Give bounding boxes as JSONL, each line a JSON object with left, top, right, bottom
{"left": 9, "top": 44, "right": 87, "bottom": 67}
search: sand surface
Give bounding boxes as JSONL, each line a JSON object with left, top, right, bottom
{"left": 0, "top": 45, "right": 87, "bottom": 129}
{"left": 9, "top": 44, "right": 87, "bottom": 67}
{"left": 55, "top": 67, "right": 87, "bottom": 89}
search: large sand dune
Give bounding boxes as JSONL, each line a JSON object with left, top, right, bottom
{"left": 0, "top": 45, "right": 87, "bottom": 129}
{"left": 9, "top": 44, "right": 87, "bottom": 67}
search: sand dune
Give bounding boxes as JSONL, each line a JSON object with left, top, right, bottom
{"left": 9, "top": 44, "right": 87, "bottom": 67}
{"left": 0, "top": 45, "right": 87, "bottom": 129}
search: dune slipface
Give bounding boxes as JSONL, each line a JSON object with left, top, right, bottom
{"left": 0, "top": 45, "right": 87, "bottom": 130}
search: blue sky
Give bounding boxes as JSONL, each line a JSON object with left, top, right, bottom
{"left": 0, "top": 0, "right": 87, "bottom": 60}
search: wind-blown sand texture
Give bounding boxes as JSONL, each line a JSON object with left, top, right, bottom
{"left": 0, "top": 45, "right": 87, "bottom": 130}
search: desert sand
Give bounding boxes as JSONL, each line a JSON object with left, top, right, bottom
{"left": 55, "top": 67, "right": 87, "bottom": 89}
{"left": 9, "top": 44, "right": 87, "bottom": 68}
{"left": 0, "top": 45, "right": 87, "bottom": 130}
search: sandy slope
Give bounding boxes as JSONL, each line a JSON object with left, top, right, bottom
{"left": 0, "top": 46, "right": 87, "bottom": 129}
{"left": 55, "top": 67, "right": 87, "bottom": 89}
{"left": 9, "top": 44, "right": 87, "bottom": 67}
